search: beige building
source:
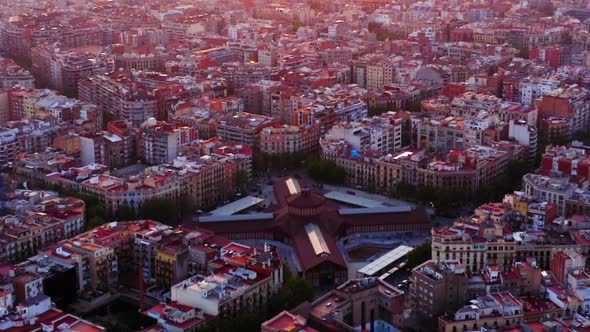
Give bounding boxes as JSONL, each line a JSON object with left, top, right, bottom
{"left": 410, "top": 260, "right": 468, "bottom": 320}
{"left": 259, "top": 125, "right": 318, "bottom": 155}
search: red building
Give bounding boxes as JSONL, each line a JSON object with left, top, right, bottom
{"left": 550, "top": 251, "right": 585, "bottom": 284}
{"left": 539, "top": 145, "right": 590, "bottom": 180}
{"left": 530, "top": 47, "right": 569, "bottom": 69}
{"left": 196, "top": 177, "right": 431, "bottom": 286}
{"left": 450, "top": 28, "right": 474, "bottom": 42}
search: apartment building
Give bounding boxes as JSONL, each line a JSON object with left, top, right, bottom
{"left": 217, "top": 112, "right": 277, "bottom": 148}
{"left": 352, "top": 54, "right": 397, "bottom": 90}
{"left": 539, "top": 144, "right": 590, "bottom": 181}
{"left": 259, "top": 124, "right": 319, "bottom": 155}
{"left": 438, "top": 292, "right": 524, "bottom": 332}
{"left": 0, "top": 117, "right": 62, "bottom": 165}
{"left": 220, "top": 62, "right": 271, "bottom": 89}
{"left": 0, "top": 127, "right": 19, "bottom": 165}
{"left": 431, "top": 222, "right": 517, "bottom": 273}
{"left": 502, "top": 192, "right": 559, "bottom": 231}
{"left": 79, "top": 132, "right": 129, "bottom": 169}
{"left": 79, "top": 72, "right": 158, "bottom": 126}
{"left": 565, "top": 190, "right": 590, "bottom": 218}
{"left": 7, "top": 88, "right": 102, "bottom": 129}
{"left": 58, "top": 239, "right": 118, "bottom": 292}
{"left": 108, "top": 44, "right": 178, "bottom": 72}
{"left": 263, "top": 277, "right": 405, "bottom": 332}
{"left": 508, "top": 120, "right": 538, "bottom": 163}
{"left": 523, "top": 174, "right": 577, "bottom": 216}
{"left": 322, "top": 142, "right": 525, "bottom": 195}
{"left": 540, "top": 117, "right": 572, "bottom": 143}
{"left": 5, "top": 189, "right": 59, "bottom": 216}
{"left": 0, "top": 13, "right": 108, "bottom": 61}
{"left": 413, "top": 113, "right": 507, "bottom": 155}
{"left": 31, "top": 45, "right": 114, "bottom": 96}
{"left": 536, "top": 84, "right": 590, "bottom": 134}
{"left": 0, "top": 196, "right": 85, "bottom": 265}
{"left": 519, "top": 77, "right": 562, "bottom": 106}
{"left": 0, "top": 57, "right": 35, "bottom": 89}
{"left": 290, "top": 85, "right": 368, "bottom": 135}
{"left": 146, "top": 237, "right": 283, "bottom": 329}
{"left": 432, "top": 215, "right": 584, "bottom": 275}
{"left": 139, "top": 118, "right": 199, "bottom": 165}
{"left": 0, "top": 263, "right": 104, "bottom": 331}
{"left": 410, "top": 260, "right": 468, "bottom": 320}
{"left": 324, "top": 112, "right": 403, "bottom": 155}
{"left": 424, "top": 92, "right": 538, "bottom": 125}
{"left": 182, "top": 136, "right": 254, "bottom": 180}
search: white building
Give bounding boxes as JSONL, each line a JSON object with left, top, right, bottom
{"left": 519, "top": 78, "right": 561, "bottom": 106}
{"left": 324, "top": 113, "right": 403, "bottom": 155}
{"left": 523, "top": 173, "right": 577, "bottom": 215}
{"left": 508, "top": 119, "right": 538, "bottom": 162}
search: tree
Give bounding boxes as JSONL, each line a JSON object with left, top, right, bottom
{"left": 506, "top": 160, "right": 531, "bottom": 185}
{"left": 396, "top": 182, "right": 416, "bottom": 200}
{"left": 236, "top": 170, "right": 249, "bottom": 194}
{"left": 368, "top": 106, "right": 388, "bottom": 117}
{"left": 267, "top": 277, "right": 314, "bottom": 316}
{"left": 416, "top": 186, "right": 437, "bottom": 205}
{"left": 306, "top": 159, "right": 346, "bottom": 185}
{"left": 141, "top": 198, "right": 178, "bottom": 226}
{"left": 282, "top": 277, "right": 314, "bottom": 308}
{"left": 87, "top": 216, "right": 106, "bottom": 230}
{"left": 406, "top": 241, "right": 432, "bottom": 270}
{"left": 282, "top": 262, "right": 293, "bottom": 282}
{"left": 519, "top": 47, "right": 530, "bottom": 59}
{"left": 86, "top": 204, "right": 107, "bottom": 225}
{"left": 177, "top": 194, "right": 196, "bottom": 218}
{"left": 573, "top": 129, "right": 590, "bottom": 146}
{"left": 405, "top": 101, "right": 422, "bottom": 113}
{"left": 114, "top": 204, "right": 135, "bottom": 221}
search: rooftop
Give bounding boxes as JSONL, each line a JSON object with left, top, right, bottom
{"left": 358, "top": 245, "right": 413, "bottom": 276}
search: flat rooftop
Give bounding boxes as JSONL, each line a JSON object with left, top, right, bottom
{"left": 209, "top": 196, "right": 264, "bottom": 216}
{"left": 358, "top": 245, "right": 414, "bottom": 276}
{"left": 338, "top": 206, "right": 412, "bottom": 215}
{"left": 198, "top": 213, "right": 274, "bottom": 223}
{"left": 324, "top": 191, "right": 385, "bottom": 208}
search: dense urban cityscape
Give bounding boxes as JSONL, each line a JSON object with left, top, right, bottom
{"left": 0, "top": 0, "right": 589, "bottom": 331}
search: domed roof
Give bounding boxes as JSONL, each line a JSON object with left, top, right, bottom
{"left": 286, "top": 189, "right": 325, "bottom": 209}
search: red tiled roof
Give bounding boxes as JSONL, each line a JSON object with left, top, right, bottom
{"left": 293, "top": 225, "right": 346, "bottom": 271}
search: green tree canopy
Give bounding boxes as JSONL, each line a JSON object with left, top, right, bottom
{"left": 306, "top": 159, "right": 346, "bottom": 185}
{"left": 114, "top": 204, "right": 135, "bottom": 221}
{"left": 406, "top": 241, "right": 432, "bottom": 270}
{"left": 141, "top": 198, "right": 178, "bottom": 226}
{"left": 86, "top": 216, "right": 106, "bottom": 231}
{"left": 519, "top": 47, "right": 530, "bottom": 59}
{"left": 236, "top": 170, "right": 249, "bottom": 194}
{"left": 266, "top": 277, "right": 314, "bottom": 317}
